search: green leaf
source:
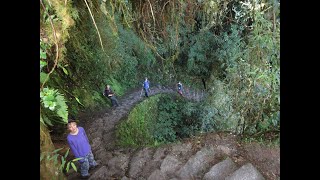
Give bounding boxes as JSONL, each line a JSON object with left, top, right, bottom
{"left": 40, "top": 60, "right": 47, "bottom": 70}
{"left": 75, "top": 97, "right": 84, "bottom": 106}
{"left": 55, "top": 91, "right": 68, "bottom": 123}
{"left": 71, "top": 162, "right": 77, "bottom": 172}
{"left": 66, "top": 162, "right": 70, "bottom": 172}
{"left": 49, "top": 154, "right": 59, "bottom": 161}
{"left": 53, "top": 148, "right": 63, "bottom": 154}
{"left": 44, "top": 94, "right": 55, "bottom": 101}
{"left": 49, "top": 106, "right": 55, "bottom": 111}
{"left": 62, "top": 66, "right": 68, "bottom": 75}
{"left": 40, "top": 91, "right": 44, "bottom": 98}
{"left": 42, "top": 115, "right": 53, "bottom": 126}
{"left": 40, "top": 72, "right": 49, "bottom": 83}
{"left": 40, "top": 49, "right": 47, "bottom": 59}
{"left": 60, "top": 156, "right": 66, "bottom": 171}
{"left": 72, "top": 157, "right": 83, "bottom": 162}
{"left": 64, "top": 148, "right": 70, "bottom": 159}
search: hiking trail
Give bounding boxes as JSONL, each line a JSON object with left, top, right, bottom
{"left": 64, "top": 85, "right": 279, "bottom": 180}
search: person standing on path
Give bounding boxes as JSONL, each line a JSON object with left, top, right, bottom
{"left": 67, "top": 119, "right": 98, "bottom": 179}
{"left": 177, "top": 81, "right": 183, "bottom": 96}
{"left": 142, "top": 77, "right": 150, "bottom": 97}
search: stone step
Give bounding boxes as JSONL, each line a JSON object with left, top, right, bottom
{"left": 160, "top": 155, "right": 183, "bottom": 177}
{"left": 87, "top": 165, "right": 109, "bottom": 180}
{"left": 176, "top": 146, "right": 215, "bottom": 179}
{"left": 140, "top": 146, "right": 169, "bottom": 178}
{"left": 203, "top": 157, "right": 238, "bottom": 180}
{"left": 225, "top": 163, "right": 265, "bottom": 180}
{"left": 148, "top": 169, "right": 168, "bottom": 180}
{"left": 106, "top": 152, "right": 130, "bottom": 177}
{"left": 127, "top": 147, "right": 154, "bottom": 178}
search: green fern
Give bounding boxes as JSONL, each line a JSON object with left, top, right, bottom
{"left": 40, "top": 114, "right": 53, "bottom": 126}
{"left": 40, "top": 87, "right": 68, "bottom": 124}
{"left": 55, "top": 91, "right": 68, "bottom": 123}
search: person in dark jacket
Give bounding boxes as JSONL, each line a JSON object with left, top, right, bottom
{"left": 103, "top": 85, "right": 119, "bottom": 107}
{"left": 177, "top": 81, "right": 183, "bottom": 96}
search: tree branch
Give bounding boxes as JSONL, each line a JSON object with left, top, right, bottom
{"left": 83, "top": 0, "right": 105, "bottom": 51}
{"left": 147, "top": 0, "right": 156, "bottom": 34}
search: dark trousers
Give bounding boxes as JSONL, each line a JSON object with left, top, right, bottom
{"left": 144, "top": 88, "right": 149, "bottom": 97}
{"left": 109, "top": 96, "right": 119, "bottom": 107}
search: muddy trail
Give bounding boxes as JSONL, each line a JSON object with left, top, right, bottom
{"left": 60, "top": 85, "right": 279, "bottom": 180}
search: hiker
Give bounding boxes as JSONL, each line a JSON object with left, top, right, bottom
{"left": 177, "top": 81, "right": 183, "bottom": 96}
{"left": 103, "top": 85, "right": 119, "bottom": 107}
{"left": 67, "top": 119, "right": 98, "bottom": 179}
{"left": 142, "top": 77, "right": 150, "bottom": 97}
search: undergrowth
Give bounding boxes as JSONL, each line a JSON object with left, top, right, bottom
{"left": 115, "top": 94, "right": 202, "bottom": 147}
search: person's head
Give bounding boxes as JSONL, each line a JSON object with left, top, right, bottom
{"left": 145, "top": 77, "right": 148, "bottom": 81}
{"left": 67, "top": 119, "right": 78, "bottom": 133}
{"left": 106, "top": 85, "right": 110, "bottom": 89}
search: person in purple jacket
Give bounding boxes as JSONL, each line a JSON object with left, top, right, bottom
{"left": 67, "top": 119, "right": 98, "bottom": 179}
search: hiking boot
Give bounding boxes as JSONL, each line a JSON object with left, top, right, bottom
{"left": 89, "top": 164, "right": 99, "bottom": 170}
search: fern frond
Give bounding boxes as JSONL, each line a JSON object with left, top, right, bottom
{"left": 41, "top": 114, "right": 53, "bottom": 126}
{"left": 54, "top": 91, "right": 68, "bottom": 124}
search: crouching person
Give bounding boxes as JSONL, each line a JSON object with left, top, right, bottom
{"left": 104, "top": 84, "right": 119, "bottom": 107}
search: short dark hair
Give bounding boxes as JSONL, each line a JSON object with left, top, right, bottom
{"left": 67, "top": 119, "right": 77, "bottom": 124}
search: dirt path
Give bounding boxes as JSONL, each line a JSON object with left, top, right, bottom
{"left": 65, "top": 85, "right": 204, "bottom": 179}
{"left": 55, "top": 85, "right": 279, "bottom": 180}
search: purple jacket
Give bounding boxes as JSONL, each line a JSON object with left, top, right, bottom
{"left": 67, "top": 127, "right": 91, "bottom": 163}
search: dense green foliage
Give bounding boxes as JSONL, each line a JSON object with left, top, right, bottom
{"left": 116, "top": 94, "right": 202, "bottom": 147}
{"left": 40, "top": 0, "right": 280, "bottom": 137}
{"left": 40, "top": 0, "right": 280, "bottom": 177}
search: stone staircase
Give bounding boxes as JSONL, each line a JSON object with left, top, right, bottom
{"left": 66, "top": 86, "right": 265, "bottom": 180}
{"left": 83, "top": 142, "right": 264, "bottom": 180}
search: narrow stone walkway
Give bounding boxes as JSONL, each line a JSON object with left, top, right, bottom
{"left": 67, "top": 85, "right": 266, "bottom": 180}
